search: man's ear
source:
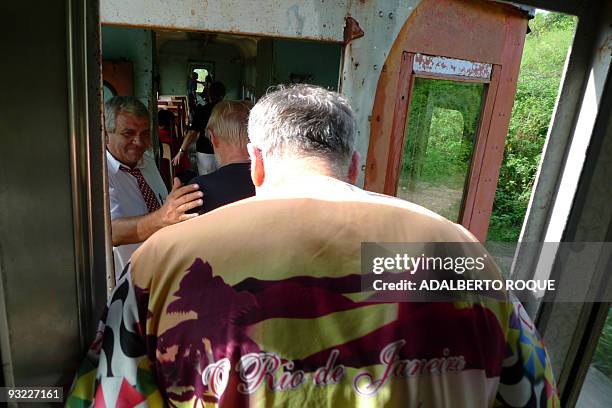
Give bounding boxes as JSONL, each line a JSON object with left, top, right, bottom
{"left": 247, "top": 143, "right": 265, "bottom": 187}
{"left": 208, "top": 129, "right": 219, "bottom": 148}
{"left": 347, "top": 150, "right": 360, "bottom": 185}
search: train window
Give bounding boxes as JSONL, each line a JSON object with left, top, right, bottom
{"left": 382, "top": 52, "right": 497, "bottom": 236}
{"left": 191, "top": 66, "right": 211, "bottom": 93}
{"left": 399, "top": 78, "right": 485, "bottom": 222}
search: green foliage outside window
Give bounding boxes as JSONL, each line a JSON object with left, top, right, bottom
{"left": 399, "top": 78, "right": 483, "bottom": 222}
{"left": 487, "top": 12, "right": 576, "bottom": 242}
{"left": 490, "top": 12, "right": 612, "bottom": 385}
{"left": 398, "top": 13, "right": 576, "bottom": 234}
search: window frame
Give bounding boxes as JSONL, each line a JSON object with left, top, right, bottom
{"left": 384, "top": 52, "right": 502, "bottom": 239}
{"left": 187, "top": 61, "right": 216, "bottom": 93}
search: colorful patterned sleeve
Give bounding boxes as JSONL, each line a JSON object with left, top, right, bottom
{"left": 495, "top": 299, "right": 560, "bottom": 408}
{"left": 66, "top": 267, "right": 164, "bottom": 408}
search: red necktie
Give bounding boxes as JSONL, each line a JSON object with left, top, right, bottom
{"left": 120, "top": 166, "right": 162, "bottom": 213}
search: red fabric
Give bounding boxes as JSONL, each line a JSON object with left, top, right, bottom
{"left": 159, "top": 128, "right": 191, "bottom": 174}
{"left": 116, "top": 379, "right": 147, "bottom": 408}
{"left": 94, "top": 385, "right": 107, "bottom": 408}
{"left": 158, "top": 127, "right": 173, "bottom": 145}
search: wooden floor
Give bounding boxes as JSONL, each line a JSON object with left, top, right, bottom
{"left": 577, "top": 367, "right": 612, "bottom": 407}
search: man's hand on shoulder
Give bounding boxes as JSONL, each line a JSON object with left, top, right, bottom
{"left": 156, "top": 178, "right": 202, "bottom": 227}
{"left": 111, "top": 178, "right": 203, "bottom": 246}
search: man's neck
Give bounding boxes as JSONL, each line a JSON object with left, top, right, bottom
{"left": 215, "top": 146, "right": 250, "bottom": 167}
{"left": 256, "top": 160, "right": 347, "bottom": 196}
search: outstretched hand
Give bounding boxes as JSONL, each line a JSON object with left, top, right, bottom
{"left": 158, "top": 178, "right": 202, "bottom": 226}
{"left": 171, "top": 151, "right": 184, "bottom": 167}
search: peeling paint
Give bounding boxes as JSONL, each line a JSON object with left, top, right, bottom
{"left": 341, "top": 0, "right": 419, "bottom": 187}
{"left": 413, "top": 53, "right": 492, "bottom": 79}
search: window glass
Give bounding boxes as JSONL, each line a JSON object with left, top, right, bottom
{"left": 194, "top": 68, "right": 209, "bottom": 93}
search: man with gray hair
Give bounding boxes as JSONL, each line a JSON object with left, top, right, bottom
{"left": 69, "top": 86, "right": 557, "bottom": 407}
{"left": 105, "top": 96, "right": 203, "bottom": 279}
{"left": 247, "top": 84, "right": 360, "bottom": 189}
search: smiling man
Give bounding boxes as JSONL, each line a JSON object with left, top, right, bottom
{"left": 105, "top": 96, "right": 204, "bottom": 279}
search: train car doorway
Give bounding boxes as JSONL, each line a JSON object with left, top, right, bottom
{"left": 100, "top": 25, "right": 344, "bottom": 282}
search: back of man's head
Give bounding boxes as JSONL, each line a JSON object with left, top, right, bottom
{"left": 104, "top": 96, "right": 149, "bottom": 133}
{"left": 248, "top": 84, "right": 356, "bottom": 171}
{"left": 207, "top": 100, "right": 252, "bottom": 149}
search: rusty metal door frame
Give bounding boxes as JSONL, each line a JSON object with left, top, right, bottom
{"left": 383, "top": 52, "right": 501, "bottom": 236}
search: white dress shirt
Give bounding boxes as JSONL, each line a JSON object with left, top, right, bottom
{"left": 107, "top": 149, "right": 168, "bottom": 280}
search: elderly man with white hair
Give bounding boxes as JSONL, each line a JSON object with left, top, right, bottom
{"left": 188, "top": 100, "right": 255, "bottom": 215}
{"left": 69, "top": 86, "right": 558, "bottom": 408}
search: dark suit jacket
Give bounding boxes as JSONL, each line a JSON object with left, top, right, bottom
{"left": 188, "top": 162, "right": 255, "bottom": 215}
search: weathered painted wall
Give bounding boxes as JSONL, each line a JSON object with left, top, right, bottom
{"left": 101, "top": 26, "right": 154, "bottom": 108}
{"left": 101, "top": 0, "right": 345, "bottom": 42}
{"left": 158, "top": 41, "right": 242, "bottom": 99}
{"left": 343, "top": 0, "right": 421, "bottom": 186}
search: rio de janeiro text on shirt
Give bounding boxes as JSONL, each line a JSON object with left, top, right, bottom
{"left": 201, "top": 339, "right": 465, "bottom": 398}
